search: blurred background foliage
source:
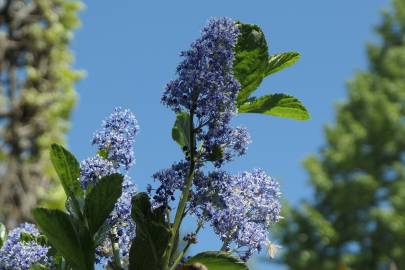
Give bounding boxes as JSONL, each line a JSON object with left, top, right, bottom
{"left": 0, "top": 0, "right": 83, "bottom": 228}
{"left": 277, "top": 0, "right": 405, "bottom": 269}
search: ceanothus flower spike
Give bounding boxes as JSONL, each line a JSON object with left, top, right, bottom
{"left": 162, "top": 17, "right": 250, "bottom": 167}
{"left": 81, "top": 107, "right": 139, "bottom": 266}
{"left": 92, "top": 107, "right": 139, "bottom": 169}
{"left": 80, "top": 155, "right": 117, "bottom": 189}
{"left": 0, "top": 223, "right": 52, "bottom": 270}
{"left": 192, "top": 169, "right": 281, "bottom": 260}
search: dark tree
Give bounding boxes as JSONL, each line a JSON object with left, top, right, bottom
{"left": 279, "top": 0, "right": 405, "bottom": 269}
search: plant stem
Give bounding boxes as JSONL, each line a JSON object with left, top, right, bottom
{"left": 162, "top": 111, "right": 196, "bottom": 270}
{"left": 110, "top": 228, "right": 123, "bottom": 270}
{"left": 168, "top": 222, "right": 203, "bottom": 270}
{"left": 220, "top": 238, "right": 230, "bottom": 252}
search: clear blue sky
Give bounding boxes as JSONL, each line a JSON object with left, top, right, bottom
{"left": 68, "top": 1, "right": 388, "bottom": 269}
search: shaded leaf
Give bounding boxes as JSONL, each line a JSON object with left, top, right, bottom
{"left": 94, "top": 222, "right": 111, "bottom": 247}
{"left": 32, "top": 208, "right": 94, "bottom": 270}
{"left": 186, "top": 252, "right": 249, "bottom": 270}
{"left": 20, "top": 232, "right": 48, "bottom": 246}
{"left": 129, "top": 193, "right": 171, "bottom": 270}
{"left": 84, "top": 173, "right": 123, "bottom": 236}
{"left": 266, "top": 52, "right": 300, "bottom": 76}
{"left": 238, "top": 94, "right": 310, "bottom": 120}
{"left": 206, "top": 144, "right": 223, "bottom": 162}
{"left": 65, "top": 196, "right": 84, "bottom": 221}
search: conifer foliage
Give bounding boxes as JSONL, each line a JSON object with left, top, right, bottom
{"left": 279, "top": 1, "right": 405, "bottom": 269}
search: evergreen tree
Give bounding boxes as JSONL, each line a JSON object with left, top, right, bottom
{"left": 0, "top": 0, "right": 83, "bottom": 227}
{"left": 279, "top": 0, "right": 405, "bottom": 269}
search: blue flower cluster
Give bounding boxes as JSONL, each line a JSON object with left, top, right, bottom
{"left": 80, "top": 107, "right": 138, "bottom": 266}
{"left": 153, "top": 164, "right": 281, "bottom": 260}
{"left": 193, "top": 169, "right": 281, "bottom": 260}
{"left": 162, "top": 17, "right": 240, "bottom": 116}
{"left": 162, "top": 17, "right": 250, "bottom": 167}
{"left": 0, "top": 223, "right": 51, "bottom": 270}
{"left": 151, "top": 161, "right": 188, "bottom": 208}
{"left": 80, "top": 156, "right": 116, "bottom": 189}
{"left": 151, "top": 161, "right": 205, "bottom": 209}
{"left": 154, "top": 17, "right": 282, "bottom": 261}
{"left": 92, "top": 107, "right": 139, "bottom": 169}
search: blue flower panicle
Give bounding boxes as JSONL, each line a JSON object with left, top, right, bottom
{"left": 162, "top": 17, "right": 240, "bottom": 117}
{"left": 153, "top": 18, "right": 280, "bottom": 261}
{"left": 109, "top": 176, "right": 137, "bottom": 226}
{"left": 81, "top": 107, "right": 139, "bottom": 266}
{"left": 193, "top": 169, "right": 281, "bottom": 260}
{"left": 151, "top": 161, "right": 189, "bottom": 208}
{"left": 0, "top": 223, "right": 51, "bottom": 270}
{"left": 92, "top": 107, "right": 140, "bottom": 169}
{"left": 162, "top": 17, "right": 250, "bottom": 167}
{"left": 80, "top": 156, "right": 117, "bottom": 189}
{"left": 151, "top": 161, "right": 205, "bottom": 209}
{"left": 202, "top": 125, "right": 252, "bottom": 167}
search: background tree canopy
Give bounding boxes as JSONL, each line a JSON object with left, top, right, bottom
{"left": 0, "top": 0, "right": 83, "bottom": 227}
{"left": 279, "top": 0, "right": 405, "bottom": 269}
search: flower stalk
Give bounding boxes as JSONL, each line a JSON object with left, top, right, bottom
{"left": 162, "top": 111, "right": 196, "bottom": 270}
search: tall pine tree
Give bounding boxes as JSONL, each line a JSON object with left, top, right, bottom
{"left": 279, "top": 0, "right": 405, "bottom": 269}
{"left": 0, "top": 0, "right": 83, "bottom": 227}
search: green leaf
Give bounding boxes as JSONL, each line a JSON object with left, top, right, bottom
{"left": 29, "top": 265, "right": 47, "bottom": 270}
{"left": 206, "top": 144, "right": 224, "bottom": 162}
{"left": 266, "top": 52, "right": 300, "bottom": 76}
{"left": 97, "top": 148, "right": 109, "bottom": 159}
{"left": 94, "top": 222, "right": 110, "bottom": 247}
{"left": 20, "top": 231, "right": 48, "bottom": 246}
{"left": 238, "top": 94, "right": 310, "bottom": 120}
{"left": 233, "top": 23, "right": 302, "bottom": 110}
{"left": 32, "top": 208, "right": 94, "bottom": 270}
{"left": 169, "top": 229, "right": 180, "bottom": 266}
{"left": 186, "top": 252, "right": 249, "bottom": 270}
{"left": 65, "top": 196, "right": 84, "bottom": 221}
{"left": 84, "top": 173, "right": 123, "bottom": 236}
{"left": 129, "top": 193, "right": 171, "bottom": 270}
{"left": 50, "top": 144, "right": 83, "bottom": 199}
{"left": 172, "top": 112, "right": 191, "bottom": 151}
{"left": 20, "top": 231, "right": 36, "bottom": 242}
{"left": 0, "top": 223, "right": 6, "bottom": 248}
{"left": 234, "top": 22, "right": 269, "bottom": 104}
